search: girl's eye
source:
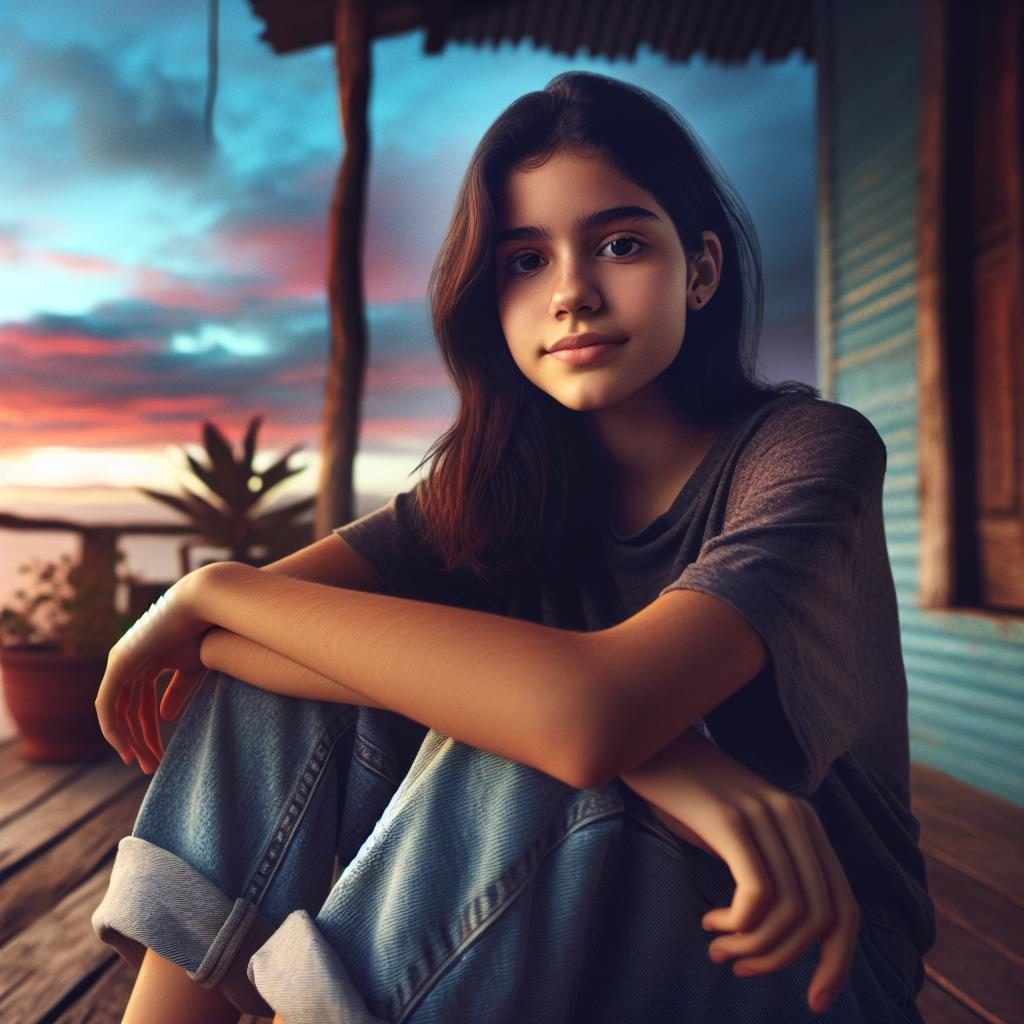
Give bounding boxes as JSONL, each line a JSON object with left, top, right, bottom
{"left": 504, "top": 234, "right": 645, "bottom": 277}
{"left": 600, "top": 234, "right": 645, "bottom": 259}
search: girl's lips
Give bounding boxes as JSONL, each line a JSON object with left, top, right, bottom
{"left": 546, "top": 341, "right": 625, "bottom": 365}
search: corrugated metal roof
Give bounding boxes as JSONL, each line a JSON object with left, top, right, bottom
{"left": 247, "top": 0, "right": 814, "bottom": 64}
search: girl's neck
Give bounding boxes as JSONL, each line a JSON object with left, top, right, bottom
{"left": 585, "top": 392, "right": 725, "bottom": 535}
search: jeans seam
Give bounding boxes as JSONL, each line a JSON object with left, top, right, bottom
{"left": 353, "top": 733, "right": 404, "bottom": 788}
{"left": 393, "top": 793, "right": 624, "bottom": 1023}
{"left": 243, "top": 707, "right": 357, "bottom": 907}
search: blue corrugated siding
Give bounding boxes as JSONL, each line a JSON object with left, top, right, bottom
{"left": 822, "top": 0, "right": 1024, "bottom": 805}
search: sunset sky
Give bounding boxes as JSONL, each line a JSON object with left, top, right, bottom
{"left": 0, "top": 1, "right": 816, "bottom": 503}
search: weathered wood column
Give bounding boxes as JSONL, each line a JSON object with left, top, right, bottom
{"left": 315, "top": 0, "right": 372, "bottom": 539}
{"left": 77, "top": 527, "right": 119, "bottom": 648}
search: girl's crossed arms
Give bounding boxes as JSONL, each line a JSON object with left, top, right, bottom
{"left": 95, "top": 561, "right": 858, "bottom": 1017}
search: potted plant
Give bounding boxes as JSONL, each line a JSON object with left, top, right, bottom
{"left": 0, "top": 552, "right": 136, "bottom": 762}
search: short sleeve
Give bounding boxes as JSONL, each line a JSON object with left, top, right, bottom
{"left": 658, "top": 399, "right": 888, "bottom": 797}
{"left": 333, "top": 481, "right": 474, "bottom": 607}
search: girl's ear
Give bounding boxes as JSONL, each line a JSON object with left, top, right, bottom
{"left": 688, "top": 231, "right": 724, "bottom": 307}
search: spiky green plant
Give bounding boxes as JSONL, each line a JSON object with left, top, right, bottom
{"left": 138, "top": 415, "right": 314, "bottom": 566}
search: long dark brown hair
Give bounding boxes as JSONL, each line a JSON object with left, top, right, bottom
{"left": 411, "top": 70, "right": 818, "bottom": 591}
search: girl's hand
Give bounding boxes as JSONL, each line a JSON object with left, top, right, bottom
{"left": 94, "top": 569, "right": 212, "bottom": 774}
{"left": 620, "top": 728, "right": 860, "bottom": 1016}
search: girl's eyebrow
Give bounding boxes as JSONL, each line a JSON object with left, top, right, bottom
{"left": 495, "top": 205, "right": 661, "bottom": 246}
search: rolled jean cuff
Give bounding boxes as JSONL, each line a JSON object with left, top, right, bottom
{"left": 91, "top": 835, "right": 279, "bottom": 1019}
{"left": 248, "top": 909, "right": 387, "bottom": 1024}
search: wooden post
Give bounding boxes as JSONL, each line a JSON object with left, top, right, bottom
{"left": 315, "top": 0, "right": 373, "bottom": 539}
{"left": 78, "top": 527, "right": 118, "bottom": 648}
{"left": 917, "top": 0, "right": 957, "bottom": 610}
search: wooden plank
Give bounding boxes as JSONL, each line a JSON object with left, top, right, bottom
{"left": 918, "top": 976, "right": 993, "bottom": 1023}
{"left": 0, "top": 754, "right": 139, "bottom": 875}
{"left": 912, "top": 761, "right": 1024, "bottom": 863}
{"left": 0, "top": 759, "right": 92, "bottom": 829}
{"left": 914, "top": 806, "right": 1024, "bottom": 901}
{"left": 0, "top": 737, "right": 23, "bottom": 779}
{"left": 53, "top": 956, "right": 139, "bottom": 1024}
{"left": 924, "top": 852, "right": 1024, "bottom": 963}
{"left": 923, "top": 911, "right": 1024, "bottom": 1023}
{"left": 0, "top": 780, "right": 148, "bottom": 947}
{"left": 0, "top": 870, "right": 117, "bottom": 1021}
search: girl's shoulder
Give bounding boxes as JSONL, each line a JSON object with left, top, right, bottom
{"left": 728, "top": 394, "right": 888, "bottom": 501}
{"left": 738, "top": 393, "right": 886, "bottom": 464}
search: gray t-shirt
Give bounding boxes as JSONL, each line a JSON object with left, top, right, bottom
{"left": 333, "top": 393, "right": 936, "bottom": 966}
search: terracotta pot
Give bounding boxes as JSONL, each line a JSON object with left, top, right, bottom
{"left": 0, "top": 646, "right": 110, "bottom": 762}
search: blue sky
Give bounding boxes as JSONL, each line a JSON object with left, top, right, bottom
{"left": 0, "top": 0, "right": 816, "bottom": 495}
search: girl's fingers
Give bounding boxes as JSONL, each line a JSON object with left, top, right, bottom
{"left": 113, "top": 678, "right": 137, "bottom": 765}
{"left": 707, "top": 800, "right": 807, "bottom": 962}
{"left": 133, "top": 681, "right": 160, "bottom": 773}
{"left": 160, "top": 668, "right": 198, "bottom": 721}
{"left": 725, "top": 801, "right": 830, "bottom": 968}
{"left": 700, "top": 805, "right": 777, "bottom": 937}
{"left": 800, "top": 810, "right": 860, "bottom": 1012}
{"left": 138, "top": 680, "right": 165, "bottom": 764}
{"left": 159, "top": 671, "right": 178, "bottom": 721}
{"left": 97, "top": 662, "right": 124, "bottom": 761}
{"left": 125, "top": 681, "right": 156, "bottom": 773}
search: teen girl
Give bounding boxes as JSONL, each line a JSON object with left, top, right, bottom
{"left": 92, "top": 71, "right": 934, "bottom": 1024}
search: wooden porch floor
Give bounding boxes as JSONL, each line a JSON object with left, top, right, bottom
{"left": 0, "top": 735, "right": 1020, "bottom": 1023}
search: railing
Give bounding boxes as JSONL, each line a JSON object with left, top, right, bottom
{"left": 0, "top": 512, "right": 201, "bottom": 623}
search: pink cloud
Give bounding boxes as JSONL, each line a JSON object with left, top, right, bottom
{"left": 0, "top": 324, "right": 160, "bottom": 358}
{"left": 131, "top": 266, "right": 248, "bottom": 315}
{"left": 366, "top": 359, "right": 449, "bottom": 390}
{"left": 360, "top": 414, "right": 453, "bottom": 441}
{"left": 273, "top": 362, "right": 325, "bottom": 386}
{"left": 271, "top": 356, "right": 449, "bottom": 391}
{"left": 209, "top": 218, "right": 328, "bottom": 303}
{"left": 40, "top": 250, "right": 125, "bottom": 275}
{"left": 0, "top": 235, "right": 21, "bottom": 261}
{"left": 0, "top": 393, "right": 237, "bottom": 449}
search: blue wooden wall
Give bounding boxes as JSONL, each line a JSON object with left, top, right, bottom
{"left": 818, "top": 0, "right": 1024, "bottom": 805}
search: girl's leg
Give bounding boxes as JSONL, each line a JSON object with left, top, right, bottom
{"left": 245, "top": 730, "right": 629, "bottom": 1023}
{"left": 121, "top": 947, "right": 240, "bottom": 1024}
{"left": 93, "top": 670, "right": 421, "bottom": 1020}
{"left": 246, "top": 736, "right": 919, "bottom": 1024}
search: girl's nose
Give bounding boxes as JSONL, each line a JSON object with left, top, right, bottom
{"left": 550, "top": 261, "right": 602, "bottom": 318}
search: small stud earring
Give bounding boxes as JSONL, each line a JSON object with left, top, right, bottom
{"left": 695, "top": 295, "right": 702, "bottom": 305}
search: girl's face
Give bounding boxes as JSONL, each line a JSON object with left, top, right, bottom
{"left": 494, "top": 149, "right": 715, "bottom": 415}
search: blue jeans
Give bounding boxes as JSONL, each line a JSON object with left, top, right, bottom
{"left": 92, "top": 670, "right": 926, "bottom": 1023}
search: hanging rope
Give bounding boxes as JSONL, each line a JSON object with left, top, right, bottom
{"left": 204, "top": 0, "right": 219, "bottom": 147}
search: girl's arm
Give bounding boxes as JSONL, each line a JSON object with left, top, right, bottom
{"left": 619, "top": 727, "right": 859, "bottom": 1016}
{"left": 185, "top": 561, "right": 597, "bottom": 788}
{"left": 153, "top": 535, "right": 391, "bottom": 721}
{"left": 108, "top": 557, "right": 760, "bottom": 794}
{"left": 195, "top": 628, "right": 386, "bottom": 709}
{"left": 190, "top": 532, "right": 390, "bottom": 709}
